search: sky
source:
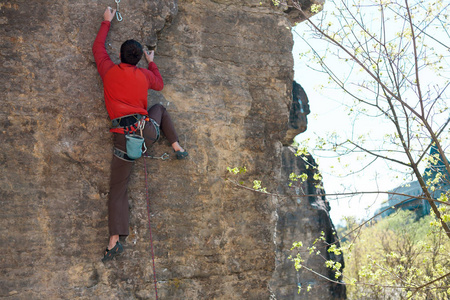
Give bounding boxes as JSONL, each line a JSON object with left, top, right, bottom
{"left": 291, "top": 0, "right": 450, "bottom": 225}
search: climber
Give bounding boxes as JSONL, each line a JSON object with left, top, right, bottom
{"left": 93, "top": 6, "right": 188, "bottom": 262}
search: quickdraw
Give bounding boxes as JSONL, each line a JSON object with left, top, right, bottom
{"left": 115, "top": 0, "right": 123, "bottom": 22}
{"left": 144, "top": 153, "right": 170, "bottom": 160}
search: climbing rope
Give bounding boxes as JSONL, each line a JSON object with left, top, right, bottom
{"left": 143, "top": 158, "right": 159, "bottom": 299}
{"left": 115, "top": 0, "right": 123, "bottom": 22}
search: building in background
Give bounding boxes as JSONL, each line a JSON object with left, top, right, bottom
{"left": 375, "top": 145, "right": 450, "bottom": 219}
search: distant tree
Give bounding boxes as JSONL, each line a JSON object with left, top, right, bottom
{"left": 339, "top": 211, "right": 450, "bottom": 299}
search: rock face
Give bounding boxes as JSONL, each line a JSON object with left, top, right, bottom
{"left": 1, "top": 0, "right": 343, "bottom": 299}
{"left": 285, "top": 81, "right": 310, "bottom": 142}
{"left": 271, "top": 148, "right": 346, "bottom": 299}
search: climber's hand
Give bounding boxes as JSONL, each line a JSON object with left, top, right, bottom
{"left": 104, "top": 6, "right": 116, "bottom": 22}
{"left": 145, "top": 50, "right": 154, "bottom": 63}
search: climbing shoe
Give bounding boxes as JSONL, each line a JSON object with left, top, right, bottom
{"left": 102, "top": 241, "right": 124, "bottom": 262}
{"left": 175, "top": 150, "right": 188, "bottom": 160}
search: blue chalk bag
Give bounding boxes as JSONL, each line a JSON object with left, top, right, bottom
{"left": 126, "top": 133, "right": 146, "bottom": 159}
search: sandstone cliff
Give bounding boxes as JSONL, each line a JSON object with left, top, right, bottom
{"left": 1, "top": 0, "right": 343, "bottom": 299}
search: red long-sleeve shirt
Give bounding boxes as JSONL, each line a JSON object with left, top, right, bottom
{"left": 92, "top": 21, "right": 164, "bottom": 133}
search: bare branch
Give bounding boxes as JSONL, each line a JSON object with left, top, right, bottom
{"left": 346, "top": 139, "right": 411, "bottom": 167}
{"left": 404, "top": 0, "right": 424, "bottom": 117}
{"left": 409, "top": 271, "right": 450, "bottom": 299}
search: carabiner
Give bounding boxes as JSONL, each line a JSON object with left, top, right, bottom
{"left": 116, "top": 11, "right": 123, "bottom": 22}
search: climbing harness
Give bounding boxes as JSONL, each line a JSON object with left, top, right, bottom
{"left": 111, "top": 114, "right": 146, "bottom": 130}
{"left": 112, "top": 115, "right": 167, "bottom": 161}
{"left": 111, "top": 114, "right": 160, "bottom": 142}
{"left": 112, "top": 115, "right": 145, "bottom": 161}
{"left": 115, "top": 0, "right": 123, "bottom": 22}
{"left": 143, "top": 157, "right": 159, "bottom": 299}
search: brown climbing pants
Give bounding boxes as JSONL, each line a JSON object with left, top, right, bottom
{"left": 108, "top": 104, "right": 179, "bottom": 236}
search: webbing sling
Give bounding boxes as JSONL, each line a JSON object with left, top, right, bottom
{"left": 114, "top": 147, "right": 135, "bottom": 162}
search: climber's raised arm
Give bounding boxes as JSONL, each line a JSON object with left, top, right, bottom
{"left": 92, "top": 7, "right": 116, "bottom": 79}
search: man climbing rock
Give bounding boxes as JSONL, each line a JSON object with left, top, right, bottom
{"left": 93, "top": 7, "right": 188, "bottom": 262}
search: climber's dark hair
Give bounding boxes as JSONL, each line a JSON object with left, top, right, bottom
{"left": 120, "top": 39, "right": 143, "bottom": 65}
